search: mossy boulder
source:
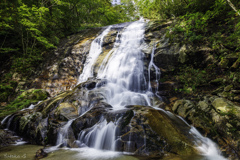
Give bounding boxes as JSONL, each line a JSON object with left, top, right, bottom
{"left": 0, "top": 129, "right": 19, "bottom": 147}
{"left": 54, "top": 102, "right": 78, "bottom": 121}
{"left": 172, "top": 97, "right": 240, "bottom": 159}
{"left": 212, "top": 98, "right": 240, "bottom": 118}
{"left": 0, "top": 89, "right": 49, "bottom": 120}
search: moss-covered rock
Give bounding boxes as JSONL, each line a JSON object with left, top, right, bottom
{"left": 172, "top": 97, "right": 240, "bottom": 159}
{"left": 0, "top": 89, "right": 49, "bottom": 120}
{"left": 54, "top": 102, "right": 78, "bottom": 121}
{"left": 0, "top": 129, "right": 19, "bottom": 147}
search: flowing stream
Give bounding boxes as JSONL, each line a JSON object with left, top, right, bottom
{"left": 1, "top": 19, "right": 227, "bottom": 160}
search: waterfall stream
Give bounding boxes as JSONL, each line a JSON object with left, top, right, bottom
{"left": 58, "top": 19, "right": 226, "bottom": 159}
{"left": 1, "top": 19, "right": 227, "bottom": 160}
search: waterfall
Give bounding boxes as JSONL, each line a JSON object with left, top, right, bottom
{"left": 0, "top": 18, "right": 227, "bottom": 160}
{"left": 72, "top": 19, "right": 226, "bottom": 159}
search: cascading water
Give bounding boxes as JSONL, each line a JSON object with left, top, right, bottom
{"left": 78, "top": 26, "right": 112, "bottom": 83}
{"left": 72, "top": 19, "right": 226, "bottom": 159}
{"left": 96, "top": 20, "right": 151, "bottom": 109}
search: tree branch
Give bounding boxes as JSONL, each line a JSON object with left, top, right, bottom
{"left": 226, "top": 0, "right": 240, "bottom": 16}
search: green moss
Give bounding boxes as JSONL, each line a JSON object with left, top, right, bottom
{"left": 0, "top": 81, "right": 18, "bottom": 102}
{"left": 0, "top": 89, "right": 49, "bottom": 119}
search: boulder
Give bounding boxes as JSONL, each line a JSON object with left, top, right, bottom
{"left": 172, "top": 97, "right": 240, "bottom": 159}
{"left": 54, "top": 102, "right": 78, "bottom": 121}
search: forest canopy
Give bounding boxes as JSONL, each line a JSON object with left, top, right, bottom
{"left": 0, "top": 0, "right": 130, "bottom": 64}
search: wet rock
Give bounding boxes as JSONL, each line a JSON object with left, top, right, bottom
{"left": 35, "top": 149, "right": 47, "bottom": 160}
{"left": 102, "top": 30, "right": 118, "bottom": 49}
{"left": 54, "top": 102, "right": 78, "bottom": 120}
{"left": 71, "top": 102, "right": 110, "bottom": 137}
{"left": 71, "top": 104, "right": 198, "bottom": 158}
{"left": 0, "top": 129, "right": 19, "bottom": 147}
{"left": 172, "top": 96, "right": 240, "bottom": 159}
{"left": 117, "top": 105, "right": 197, "bottom": 156}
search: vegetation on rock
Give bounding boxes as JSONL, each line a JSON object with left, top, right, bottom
{"left": 0, "top": 89, "right": 49, "bottom": 119}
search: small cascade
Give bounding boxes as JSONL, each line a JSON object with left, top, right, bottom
{"left": 1, "top": 114, "right": 11, "bottom": 126}
{"left": 148, "top": 45, "right": 161, "bottom": 94}
{"left": 78, "top": 26, "right": 112, "bottom": 83}
{"left": 56, "top": 119, "right": 75, "bottom": 146}
{"left": 6, "top": 115, "right": 15, "bottom": 129}
{"left": 190, "top": 127, "right": 227, "bottom": 160}
{"left": 78, "top": 119, "right": 118, "bottom": 150}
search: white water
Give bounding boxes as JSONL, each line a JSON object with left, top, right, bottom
{"left": 97, "top": 19, "right": 151, "bottom": 110}
{"left": 78, "top": 120, "right": 117, "bottom": 150}
{"left": 77, "top": 26, "right": 112, "bottom": 83}
{"left": 190, "top": 127, "right": 227, "bottom": 160}
{"left": 56, "top": 119, "right": 75, "bottom": 146}
{"left": 148, "top": 45, "right": 161, "bottom": 93}
{"left": 1, "top": 114, "right": 11, "bottom": 125}
{"left": 112, "top": 0, "right": 121, "bottom": 5}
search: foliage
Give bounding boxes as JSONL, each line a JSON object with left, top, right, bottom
{"left": 176, "top": 66, "right": 208, "bottom": 93}
{"left": 0, "top": 89, "right": 49, "bottom": 118}
{"left": 0, "top": 0, "right": 131, "bottom": 77}
{"left": 134, "top": 0, "right": 240, "bottom": 50}
{"left": 0, "top": 81, "right": 17, "bottom": 102}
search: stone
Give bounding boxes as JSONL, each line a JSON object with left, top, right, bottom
{"left": 232, "top": 90, "right": 240, "bottom": 94}
{"left": 218, "top": 58, "right": 229, "bottom": 68}
{"left": 179, "top": 45, "right": 187, "bottom": 63}
{"left": 172, "top": 100, "right": 194, "bottom": 118}
{"left": 212, "top": 87, "right": 224, "bottom": 95}
{"left": 234, "top": 96, "right": 240, "bottom": 102}
{"left": 212, "top": 98, "right": 240, "bottom": 118}
{"left": 55, "top": 102, "right": 78, "bottom": 120}
{"left": 197, "top": 101, "right": 210, "bottom": 112}
{"left": 0, "top": 129, "right": 19, "bottom": 147}
{"left": 35, "top": 149, "right": 48, "bottom": 160}
{"left": 224, "top": 84, "right": 233, "bottom": 92}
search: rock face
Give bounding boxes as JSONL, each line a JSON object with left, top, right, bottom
{"left": 0, "top": 88, "right": 50, "bottom": 119}
{"left": 30, "top": 28, "right": 102, "bottom": 96}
